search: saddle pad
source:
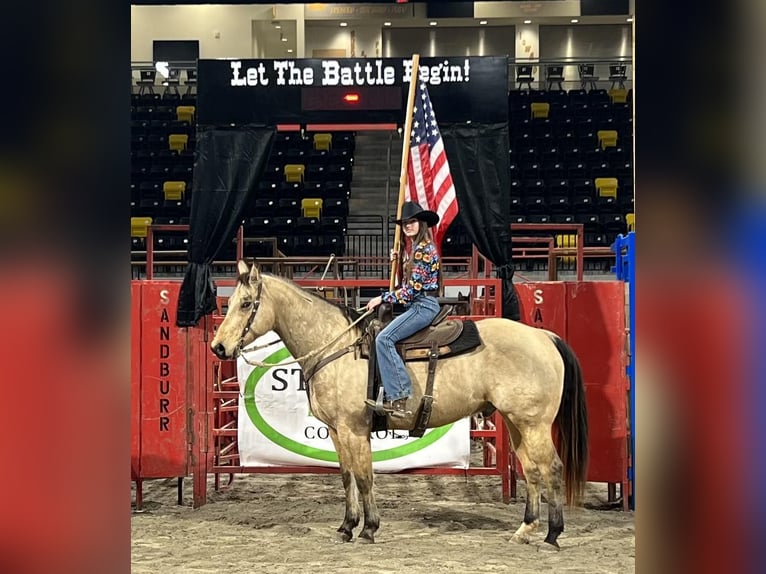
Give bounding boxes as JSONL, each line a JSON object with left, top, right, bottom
{"left": 447, "top": 320, "right": 482, "bottom": 357}
{"left": 401, "top": 319, "right": 482, "bottom": 360}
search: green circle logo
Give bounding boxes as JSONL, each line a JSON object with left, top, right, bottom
{"left": 243, "top": 347, "right": 455, "bottom": 462}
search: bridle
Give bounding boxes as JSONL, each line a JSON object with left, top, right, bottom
{"left": 229, "top": 278, "right": 375, "bottom": 373}
{"left": 232, "top": 280, "right": 263, "bottom": 358}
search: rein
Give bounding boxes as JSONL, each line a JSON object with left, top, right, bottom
{"left": 236, "top": 299, "right": 374, "bottom": 369}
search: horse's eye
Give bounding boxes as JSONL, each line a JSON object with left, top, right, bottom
{"left": 241, "top": 301, "right": 252, "bottom": 310}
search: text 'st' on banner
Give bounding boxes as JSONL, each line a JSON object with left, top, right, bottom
{"left": 236, "top": 332, "right": 470, "bottom": 471}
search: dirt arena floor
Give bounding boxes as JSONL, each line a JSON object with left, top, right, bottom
{"left": 132, "top": 469, "right": 634, "bottom": 574}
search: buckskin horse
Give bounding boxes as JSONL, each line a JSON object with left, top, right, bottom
{"left": 211, "top": 260, "right": 588, "bottom": 549}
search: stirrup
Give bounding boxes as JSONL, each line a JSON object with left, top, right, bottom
{"left": 364, "top": 388, "right": 387, "bottom": 415}
{"left": 364, "top": 389, "right": 411, "bottom": 418}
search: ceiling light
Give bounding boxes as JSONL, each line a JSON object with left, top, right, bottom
{"left": 287, "top": 49, "right": 293, "bottom": 53}
{"left": 479, "top": 20, "right": 488, "bottom": 25}
{"left": 383, "top": 21, "right": 391, "bottom": 27}
{"left": 281, "top": 37, "right": 288, "bottom": 42}
{"left": 571, "top": 19, "right": 579, "bottom": 23}
{"left": 626, "top": 17, "right": 634, "bottom": 22}
{"left": 524, "top": 20, "right": 532, "bottom": 24}
{"left": 339, "top": 22, "right": 348, "bottom": 27}
{"left": 429, "top": 21, "right": 437, "bottom": 26}
{"left": 274, "top": 25, "right": 281, "bottom": 29}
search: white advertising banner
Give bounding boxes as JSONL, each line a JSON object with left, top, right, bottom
{"left": 237, "top": 332, "right": 470, "bottom": 472}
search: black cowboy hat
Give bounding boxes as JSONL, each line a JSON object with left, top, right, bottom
{"left": 391, "top": 201, "right": 440, "bottom": 227}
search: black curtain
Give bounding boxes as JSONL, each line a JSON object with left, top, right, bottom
{"left": 176, "top": 125, "right": 275, "bottom": 326}
{"left": 441, "top": 122, "right": 520, "bottom": 320}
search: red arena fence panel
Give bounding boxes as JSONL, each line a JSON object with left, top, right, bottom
{"left": 515, "top": 282, "right": 568, "bottom": 336}
{"left": 130, "top": 277, "right": 630, "bottom": 510}
{"left": 134, "top": 281, "right": 191, "bottom": 482}
{"left": 565, "top": 281, "right": 629, "bottom": 500}
{"left": 131, "top": 282, "right": 143, "bottom": 486}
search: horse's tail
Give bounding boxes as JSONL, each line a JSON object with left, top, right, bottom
{"left": 551, "top": 335, "right": 589, "bottom": 506}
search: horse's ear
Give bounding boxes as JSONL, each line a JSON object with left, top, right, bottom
{"left": 248, "top": 261, "right": 261, "bottom": 284}
{"left": 236, "top": 260, "right": 249, "bottom": 276}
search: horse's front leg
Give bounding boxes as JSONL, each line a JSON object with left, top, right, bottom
{"left": 337, "top": 426, "right": 380, "bottom": 543}
{"left": 328, "top": 427, "right": 360, "bottom": 542}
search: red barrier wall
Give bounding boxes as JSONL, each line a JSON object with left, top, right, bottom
{"left": 135, "top": 282, "right": 190, "bottom": 478}
{"left": 131, "top": 282, "right": 142, "bottom": 480}
{"left": 515, "top": 282, "right": 568, "bottom": 337}
{"left": 565, "top": 281, "right": 627, "bottom": 484}
{"left": 513, "top": 281, "right": 627, "bottom": 487}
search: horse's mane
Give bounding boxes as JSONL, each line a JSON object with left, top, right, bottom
{"left": 245, "top": 272, "right": 364, "bottom": 327}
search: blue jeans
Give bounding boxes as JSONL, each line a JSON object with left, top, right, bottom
{"left": 376, "top": 294, "right": 441, "bottom": 401}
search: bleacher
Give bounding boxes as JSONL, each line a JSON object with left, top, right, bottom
{"left": 130, "top": 68, "right": 353, "bottom": 262}
{"left": 241, "top": 130, "right": 354, "bottom": 258}
{"left": 130, "top": 69, "right": 197, "bottom": 259}
{"left": 443, "top": 86, "right": 634, "bottom": 272}
{"left": 132, "top": 67, "right": 631, "bottom": 272}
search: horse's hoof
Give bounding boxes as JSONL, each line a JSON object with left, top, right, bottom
{"left": 511, "top": 534, "right": 530, "bottom": 545}
{"left": 357, "top": 534, "right": 375, "bottom": 544}
{"left": 541, "top": 540, "right": 561, "bottom": 552}
{"left": 335, "top": 531, "right": 353, "bottom": 543}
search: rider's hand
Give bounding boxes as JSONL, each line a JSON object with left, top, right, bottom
{"left": 366, "top": 295, "right": 383, "bottom": 311}
{"left": 390, "top": 249, "right": 398, "bottom": 262}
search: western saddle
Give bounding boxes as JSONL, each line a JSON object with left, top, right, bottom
{"left": 361, "top": 300, "right": 468, "bottom": 437}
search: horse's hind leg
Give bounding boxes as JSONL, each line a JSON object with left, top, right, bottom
{"left": 539, "top": 440, "right": 565, "bottom": 549}
{"left": 513, "top": 423, "right": 565, "bottom": 549}
{"left": 337, "top": 427, "right": 380, "bottom": 543}
{"left": 510, "top": 433, "right": 543, "bottom": 545}
{"left": 328, "top": 428, "right": 360, "bottom": 542}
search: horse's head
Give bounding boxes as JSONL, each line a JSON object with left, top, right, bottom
{"left": 210, "top": 260, "right": 276, "bottom": 360}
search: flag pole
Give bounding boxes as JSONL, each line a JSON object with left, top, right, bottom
{"left": 390, "top": 53, "right": 420, "bottom": 291}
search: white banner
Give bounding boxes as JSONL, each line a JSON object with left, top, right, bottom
{"left": 237, "top": 332, "right": 470, "bottom": 472}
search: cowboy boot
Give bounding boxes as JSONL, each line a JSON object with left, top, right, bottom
{"left": 364, "top": 394, "right": 412, "bottom": 418}
{"left": 388, "top": 398, "right": 412, "bottom": 419}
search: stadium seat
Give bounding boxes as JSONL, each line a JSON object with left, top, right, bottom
{"left": 258, "top": 181, "right": 279, "bottom": 196}
{"left": 608, "top": 89, "right": 629, "bottom": 104}
{"left": 626, "top": 212, "right": 635, "bottom": 232}
{"left": 176, "top": 105, "right": 195, "bottom": 123}
{"left": 556, "top": 233, "right": 577, "bottom": 265}
{"left": 284, "top": 164, "right": 305, "bottom": 183}
{"left": 253, "top": 198, "right": 277, "bottom": 215}
{"left": 301, "top": 198, "right": 323, "bottom": 218}
{"left": 162, "top": 181, "right": 186, "bottom": 201}
{"left": 313, "top": 133, "right": 332, "bottom": 151}
{"left": 595, "top": 177, "right": 619, "bottom": 199}
{"left": 322, "top": 235, "right": 345, "bottom": 255}
{"left": 295, "top": 216, "right": 320, "bottom": 234}
{"left": 246, "top": 217, "right": 275, "bottom": 237}
{"left": 272, "top": 216, "right": 295, "bottom": 234}
{"left": 548, "top": 194, "right": 571, "bottom": 213}
{"left": 277, "top": 198, "right": 300, "bottom": 216}
{"left": 530, "top": 102, "right": 550, "bottom": 119}
{"left": 597, "top": 130, "right": 618, "bottom": 150}
{"left": 323, "top": 198, "right": 348, "bottom": 217}
{"left": 168, "top": 134, "right": 189, "bottom": 152}
{"left": 552, "top": 214, "right": 575, "bottom": 224}
{"left": 320, "top": 217, "right": 345, "bottom": 235}
{"left": 292, "top": 235, "right": 322, "bottom": 256}
{"left": 131, "top": 216, "right": 152, "bottom": 237}
{"left": 603, "top": 213, "right": 626, "bottom": 234}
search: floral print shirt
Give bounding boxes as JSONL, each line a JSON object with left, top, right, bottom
{"left": 382, "top": 239, "right": 440, "bottom": 305}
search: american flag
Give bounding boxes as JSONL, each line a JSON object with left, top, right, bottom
{"left": 405, "top": 81, "right": 458, "bottom": 249}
